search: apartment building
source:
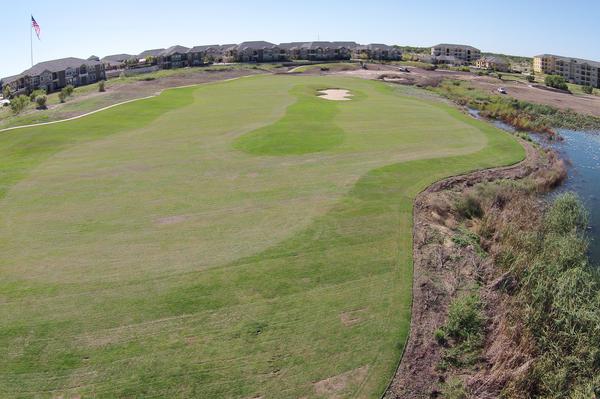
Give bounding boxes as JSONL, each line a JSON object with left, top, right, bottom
{"left": 187, "top": 45, "right": 227, "bottom": 66}
{"left": 352, "top": 44, "right": 402, "bottom": 61}
{"left": 1, "top": 57, "right": 106, "bottom": 95}
{"left": 474, "top": 56, "right": 509, "bottom": 72}
{"left": 230, "top": 41, "right": 288, "bottom": 63}
{"left": 533, "top": 54, "right": 600, "bottom": 88}
{"left": 431, "top": 44, "right": 481, "bottom": 63}
{"left": 158, "top": 45, "right": 190, "bottom": 69}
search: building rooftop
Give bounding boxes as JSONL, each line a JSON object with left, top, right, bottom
{"left": 24, "top": 57, "right": 103, "bottom": 76}
{"left": 188, "top": 45, "right": 221, "bottom": 53}
{"left": 101, "top": 54, "right": 134, "bottom": 63}
{"left": 160, "top": 46, "right": 190, "bottom": 56}
{"left": 433, "top": 43, "right": 480, "bottom": 51}
{"left": 534, "top": 54, "right": 600, "bottom": 68}
{"left": 0, "top": 74, "right": 24, "bottom": 85}
{"left": 365, "top": 43, "right": 394, "bottom": 50}
{"left": 137, "top": 48, "right": 165, "bottom": 58}
{"left": 237, "top": 41, "right": 276, "bottom": 50}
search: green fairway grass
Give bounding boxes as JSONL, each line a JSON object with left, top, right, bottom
{"left": 233, "top": 85, "right": 347, "bottom": 155}
{"left": 0, "top": 75, "right": 523, "bottom": 398}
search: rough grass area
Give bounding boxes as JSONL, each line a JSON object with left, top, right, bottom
{"left": 0, "top": 75, "right": 523, "bottom": 398}
{"left": 497, "top": 193, "right": 600, "bottom": 398}
{"left": 430, "top": 80, "right": 600, "bottom": 133}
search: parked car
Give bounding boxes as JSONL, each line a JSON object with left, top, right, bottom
{"left": 497, "top": 87, "right": 507, "bottom": 94}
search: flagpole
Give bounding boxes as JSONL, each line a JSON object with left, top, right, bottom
{"left": 30, "top": 17, "right": 33, "bottom": 67}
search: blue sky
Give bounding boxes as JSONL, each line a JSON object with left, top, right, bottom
{"left": 3, "top": 0, "right": 600, "bottom": 77}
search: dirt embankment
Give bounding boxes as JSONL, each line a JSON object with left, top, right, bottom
{"left": 384, "top": 140, "right": 566, "bottom": 398}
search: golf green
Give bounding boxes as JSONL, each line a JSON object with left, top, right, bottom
{"left": 0, "top": 75, "right": 523, "bottom": 398}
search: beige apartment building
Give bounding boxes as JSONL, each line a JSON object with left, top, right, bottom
{"left": 431, "top": 44, "right": 481, "bottom": 64}
{"left": 533, "top": 54, "right": 600, "bottom": 88}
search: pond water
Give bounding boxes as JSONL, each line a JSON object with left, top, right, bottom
{"left": 468, "top": 109, "right": 600, "bottom": 264}
{"left": 548, "top": 129, "right": 600, "bottom": 264}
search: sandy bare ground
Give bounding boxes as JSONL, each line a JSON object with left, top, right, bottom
{"left": 338, "top": 66, "right": 600, "bottom": 118}
{"left": 318, "top": 89, "right": 352, "bottom": 101}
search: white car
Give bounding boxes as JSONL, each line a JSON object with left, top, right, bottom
{"left": 497, "top": 87, "right": 507, "bottom": 94}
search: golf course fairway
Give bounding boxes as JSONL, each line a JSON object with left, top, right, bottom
{"left": 0, "top": 75, "right": 524, "bottom": 398}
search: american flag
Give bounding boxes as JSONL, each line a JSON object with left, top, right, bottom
{"left": 31, "top": 15, "right": 41, "bottom": 39}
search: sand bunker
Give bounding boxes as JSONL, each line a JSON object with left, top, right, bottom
{"left": 318, "top": 89, "right": 352, "bottom": 101}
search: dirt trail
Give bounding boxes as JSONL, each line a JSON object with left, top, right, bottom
{"left": 384, "top": 140, "right": 546, "bottom": 398}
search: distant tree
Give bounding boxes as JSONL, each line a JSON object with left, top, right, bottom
{"left": 58, "top": 90, "right": 67, "bottom": 103}
{"left": 526, "top": 74, "right": 535, "bottom": 83}
{"left": 10, "top": 95, "right": 29, "bottom": 114}
{"left": 98, "top": 80, "right": 106, "bottom": 92}
{"left": 2, "top": 85, "right": 12, "bottom": 99}
{"left": 582, "top": 85, "right": 594, "bottom": 95}
{"left": 35, "top": 95, "right": 47, "bottom": 109}
{"left": 545, "top": 75, "right": 569, "bottom": 91}
{"left": 497, "top": 73, "right": 503, "bottom": 80}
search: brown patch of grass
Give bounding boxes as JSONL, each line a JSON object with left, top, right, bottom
{"left": 314, "top": 365, "right": 369, "bottom": 398}
{"left": 155, "top": 215, "right": 189, "bottom": 225}
{"left": 340, "top": 308, "right": 368, "bottom": 327}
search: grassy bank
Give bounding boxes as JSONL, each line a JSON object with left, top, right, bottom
{"left": 430, "top": 80, "right": 600, "bottom": 134}
{"left": 445, "top": 171, "right": 600, "bottom": 397}
{"left": 496, "top": 193, "right": 600, "bottom": 398}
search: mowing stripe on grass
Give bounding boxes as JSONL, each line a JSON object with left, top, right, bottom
{"left": 233, "top": 84, "right": 346, "bottom": 155}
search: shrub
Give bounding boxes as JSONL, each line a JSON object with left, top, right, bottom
{"left": 455, "top": 194, "right": 484, "bottom": 219}
{"left": 59, "top": 85, "right": 75, "bottom": 103}
{"left": 434, "top": 328, "right": 447, "bottom": 345}
{"left": 98, "top": 80, "right": 106, "bottom": 92}
{"left": 35, "top": 95, "right": 47, "bottom": 109}
{"left": 63, "top": 84, "right": 74, "bottom": 96}
{"left": 441, "top": 377, "right": 468, "bottom": 399}
{"left": 544, "top": 192, "right": 588, "bottom": 236}
{"left": 2, "top": 84, "right": 11, "bottom": 99}
{"left": 526, "top": 74, "right": 535, "bottom": 83}
{"left": 581, "top": 85, "right": 593, "bottom": 95}
{"left": 545, "top": 74, "right": 569, "bottom": 91}
{"left": 10, "top": 95, "right": 29, "bottom": 114}
{"left": 29, "top": 89, "right": 46, "bottom": 102}
{"left": 445, "top": 294, "right": 485, "bottom": 341}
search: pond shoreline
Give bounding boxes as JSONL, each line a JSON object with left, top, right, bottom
{"left": 468, "top": 107, "right": 600, "bottom": 264}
